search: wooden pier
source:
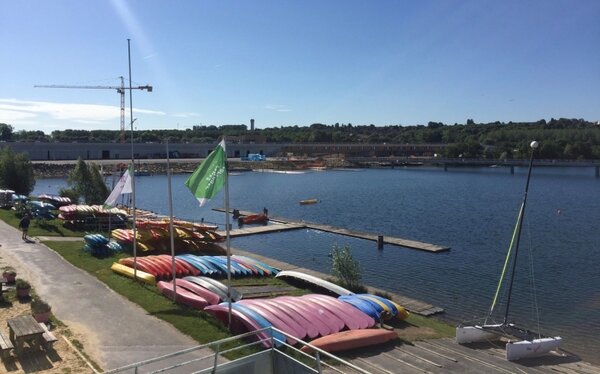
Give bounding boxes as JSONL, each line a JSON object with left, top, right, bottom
{"left": 217, "top": 222, "right": 305, "bottom": 238}
{"left": 214, "top": 208, "right": 450, "bottom": 253}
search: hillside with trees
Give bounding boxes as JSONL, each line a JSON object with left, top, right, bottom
{"left": 1, "top": 118, "right": 599, "bottom": 159}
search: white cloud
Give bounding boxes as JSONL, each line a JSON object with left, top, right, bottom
{"left": 0, "top": 109, "right": 37, "bottom": 121}
{"left": 0, "top": 98, "right": 165, "bottom": 124}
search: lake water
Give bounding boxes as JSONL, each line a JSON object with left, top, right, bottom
{"left": 33, "top": 166, "right": 600, "bottom": 362}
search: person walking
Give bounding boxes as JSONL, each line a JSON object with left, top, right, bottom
{"left": 19, "top": 212, "right": 31, "bottom": 241}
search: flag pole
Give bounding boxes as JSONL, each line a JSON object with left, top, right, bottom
{"left": 167, "top": 139, "right": 177, "bottom": 300}
{"left": 223, "top": 137, "right": 233, "bottom": 328}
{"left": 127, "top": 38, "right": 138, "bottom": 280}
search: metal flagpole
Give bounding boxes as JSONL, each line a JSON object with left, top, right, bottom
{"left": 127, "top": 39, "right": 138, "bottom": 279}
{"left": 223, "top": 137, "right": 233, "bottom": 327}
{"left": 167, "top": 139, "right": 177, "bottom": 300}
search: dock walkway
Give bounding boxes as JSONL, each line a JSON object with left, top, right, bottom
{"left": 214, "top": 208, "right": 450, "bottom": 252}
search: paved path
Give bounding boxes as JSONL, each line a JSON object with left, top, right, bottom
{"left": 0, "top": 221, "right": 222, "bottom": 372}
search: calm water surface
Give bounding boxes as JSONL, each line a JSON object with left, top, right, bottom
{"left": 34, "top": 167, "right": 600, "bottom": 362}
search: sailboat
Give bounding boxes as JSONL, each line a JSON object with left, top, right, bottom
{"left": 456, "top": 140, "right": 562, "bottom": 361}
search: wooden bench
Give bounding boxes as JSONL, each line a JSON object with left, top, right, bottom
{"left": 0, "top": 331, "right": 14, "bottom": 360}
{"left": 38, "top": 323, "right": 58, "bottom": 345}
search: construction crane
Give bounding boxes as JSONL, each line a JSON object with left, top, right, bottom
{"left": 35, "top": 76, "right": 152, "bottom": 141}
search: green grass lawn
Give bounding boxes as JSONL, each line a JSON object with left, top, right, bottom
{"left": 0, "top": 208, "right": 98, "bottom": 237}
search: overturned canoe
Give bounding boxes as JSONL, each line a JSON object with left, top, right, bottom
{"left": 301, "top": 329, "right": 397, "bottom": 354}
{"left": 275, "top": 270, "right": 352, "bottom": 296}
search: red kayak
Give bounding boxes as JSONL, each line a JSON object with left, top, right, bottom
{"left": 241, "top": 214, "right": 269, "bottom": 224}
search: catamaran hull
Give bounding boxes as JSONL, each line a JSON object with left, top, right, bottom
{"left": 456, "top": 325, "right": 502, "bottom": 344}
{"left": 506, "top": 337, "right": 562, "bottom": 361}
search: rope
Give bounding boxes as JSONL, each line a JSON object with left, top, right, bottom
{"left": 525, "top": 214, "right": 542, "bottom": 338}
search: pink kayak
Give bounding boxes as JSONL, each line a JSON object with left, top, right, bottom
{"left": 174, "top": 279, "right": 221, "bottom": 305}
{"left": 279, "top": 296, "right": 344, "bottom": 333}
{"left": 204, "top": 304, "right": 273, "bottom": 348}
{"left": 303, "top": 294, "right": 374, "bottom": 329}
{"left": 274, "top": 296, "right": 332, "bottom": 337}
{"left": 157, "top": 281, "right": 208, "bottom": 310}
{"left": 239, "top": 299, "right": 308, "bottom": 340}
{"left": 263, "top": 299, "right": 320, "bottom": 338}
{"left": 237, "top": 301, "right": 301, "bottom": 344}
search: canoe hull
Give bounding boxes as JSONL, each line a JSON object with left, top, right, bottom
{"left": 301, "top": 329, "right": 397, "bottom": 354}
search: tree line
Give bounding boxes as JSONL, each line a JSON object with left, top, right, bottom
{"left": 2, "top": 118, "right": 600, "bottom": 159}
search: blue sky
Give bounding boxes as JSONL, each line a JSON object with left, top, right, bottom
{"left": 1, "top": 0, "right": 599, "bottom": 133}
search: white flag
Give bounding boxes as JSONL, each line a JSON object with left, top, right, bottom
{"left": 103, "top": 166, "right": 133, "bottom": 208}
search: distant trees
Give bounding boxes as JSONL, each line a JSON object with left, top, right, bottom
{"left": 2, "top": 118, "right": 600, "bottom": 160}
{"left": 0, "top": 147, "right": 35, "bottom": 194}
{"left": 0, "top": 123, "right": 13, "bottom": 141}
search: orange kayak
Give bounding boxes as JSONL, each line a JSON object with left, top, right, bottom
{"left": 301, "top": 329, "right": 397, "bottom": 354}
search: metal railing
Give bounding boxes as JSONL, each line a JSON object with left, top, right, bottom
{"left": 104, "top": 327, "right": 372, "bottom": 374}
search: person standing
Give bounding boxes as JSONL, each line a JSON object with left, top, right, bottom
{"left": 19, "top": 212, "right": 31, "bottom": 241}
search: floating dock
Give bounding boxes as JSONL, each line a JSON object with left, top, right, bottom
{"left": 214, "top": 208, "right": 450, "bottom": 253}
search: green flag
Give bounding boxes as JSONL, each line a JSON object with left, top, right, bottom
{"left": 185, "top": 140, "right": 227, "bottom": 206}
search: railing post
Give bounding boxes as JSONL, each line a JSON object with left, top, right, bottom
{"left": 315, "top": 351, "right": 323, "bottom": 374}
{"left": 212, "top": 343, "right": 220, "bottom": 373}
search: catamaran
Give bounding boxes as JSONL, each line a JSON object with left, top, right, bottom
{"left": 456, "top": 140, "right": 562, "bottom": 361}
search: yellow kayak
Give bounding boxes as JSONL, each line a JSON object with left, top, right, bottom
{"left": 110, "top": 262, "right": 156, "bottom": 285}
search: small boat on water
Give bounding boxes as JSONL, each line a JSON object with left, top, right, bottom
{"left": 300, "top": 329, "right": 397, "bottom": 354}
{"left": 241, "top": 214, "right": 269, "bottom": 225}
{"left": 299, "top": 198, "right": 318, "bottom": 205}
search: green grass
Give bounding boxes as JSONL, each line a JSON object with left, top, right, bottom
{"left": 0, "top": 208, "right": 88, "bottom": 237}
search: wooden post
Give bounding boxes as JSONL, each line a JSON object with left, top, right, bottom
{"left": 596, "top": 165, "right": 599, "bottom": 178}
{"left": 510, "top": 166, "right": 514, "bottom": 175}
{"left": 377, "top": 235, "right": 384, "bottom": 250}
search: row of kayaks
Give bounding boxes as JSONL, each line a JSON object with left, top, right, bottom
{"left": 58, "top": 204, "right": 128, "bottom": 220}
{"left": 116, "top": 254, "right": 280, "bottom": 280}
{"left": 110, "top": 220, "right": 224, "bottom": 254}
{"left": 111, "top": 262, "right": 409, "bottom": 353}
{"left": 38, "top": 193, "right": 72, "bottom": 207}
{"left": 153, "top": 275, "right": 396, "bottom": 349}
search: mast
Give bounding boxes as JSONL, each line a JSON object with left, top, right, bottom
{"left": 503, "top": 141, "right": 538, "bottom": 324}
{"left": 128, "top": 39, "right": 138, "bottom": 279}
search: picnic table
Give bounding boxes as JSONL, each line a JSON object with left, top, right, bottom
{"left": 7, "top": 315, "right": 45, "bottom": 353}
